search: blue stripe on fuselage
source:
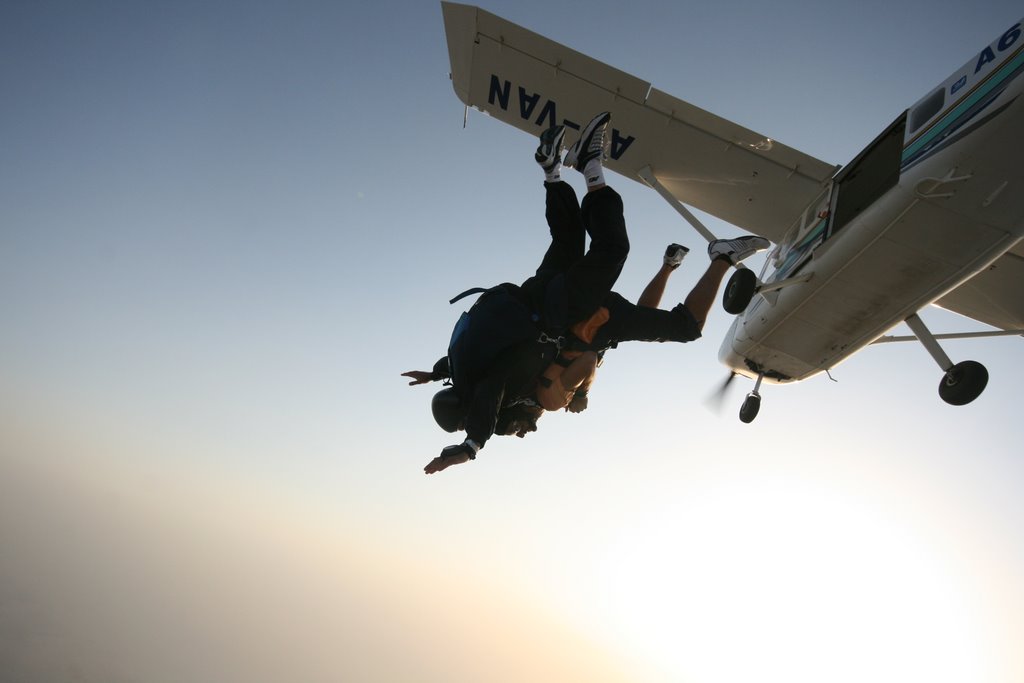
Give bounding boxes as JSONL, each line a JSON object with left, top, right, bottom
{"left": 902, "top": 43, "right": 1024, "bottom": 168}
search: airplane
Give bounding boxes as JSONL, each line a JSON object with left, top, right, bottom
{"left": 440, "top": 2, "right": 1024, "bottom": 422}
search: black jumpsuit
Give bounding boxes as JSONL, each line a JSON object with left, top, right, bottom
{"left": 525, "top": 180, "right": 701, "bottom": 349}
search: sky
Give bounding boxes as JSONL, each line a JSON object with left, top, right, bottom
{"left": 1, "top": 1, "right": 1023, "bottom": 681}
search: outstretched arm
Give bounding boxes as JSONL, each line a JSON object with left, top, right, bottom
{"left": 423, "top": 353, "right": 517, "bottom": 474}
{"left": 402, "top": 370, "right": 435, "bottom": 385}
{"left": 424, "top": 440, "right": 480, "bottom": 474}
{"left": 402, "top": 357, "right": 450, "bottom": 385}
{"left": 423, "top": 371, "right": 504, "bottom": 474}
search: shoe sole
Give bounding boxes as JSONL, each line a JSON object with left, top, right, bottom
{"left": 708, "top": 237, "right": 771, "bottom": 261}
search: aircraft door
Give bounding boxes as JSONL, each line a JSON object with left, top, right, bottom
{"left": 828, "top": 113, "right": 908, "bottom": 238}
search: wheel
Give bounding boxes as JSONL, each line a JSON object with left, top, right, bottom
{"left": 739, "top": 392, "right": 761, "bottom": 423}
{"left": 723, "top": 268, "right": 758, "bottom": 314}
{"left": 938, "top": 360, "right": 988, "bottom": 406}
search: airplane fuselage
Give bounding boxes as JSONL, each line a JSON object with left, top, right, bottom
{"left": 720, "top": 20, "right": 1024, "bottom": 383}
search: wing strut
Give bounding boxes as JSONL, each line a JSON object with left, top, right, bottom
{"left": 638, "top": 166, "right": 719, "bottom": 245}
{"left": 904, "top": 313, "right": 955, "bottom": 371}
{"left": 872, "top": 329, "right": 1024, "bottom": 343}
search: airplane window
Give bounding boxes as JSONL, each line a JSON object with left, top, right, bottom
{"left": 909, "top": 88, "right": 945, "bottom": 133}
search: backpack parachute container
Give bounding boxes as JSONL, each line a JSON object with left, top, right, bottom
{"left": 445, "top": 286, "right": 541, "bottom": 400}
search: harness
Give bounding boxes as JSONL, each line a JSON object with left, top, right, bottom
{"left": 449, "top": 285, "right": 568, "bottom": 351}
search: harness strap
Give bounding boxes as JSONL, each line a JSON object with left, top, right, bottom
{"left": 506, "top": 396, "right": 541, "bottom": 409}
{"left": 537, "top": 331, "right": 566, "bottom": 350}
{"left": 448, "top": 287, "right": 492, "bottom": 304}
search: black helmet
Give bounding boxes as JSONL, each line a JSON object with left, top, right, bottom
{"left": 431, "top": 387, "right": 466, "bottom": 433}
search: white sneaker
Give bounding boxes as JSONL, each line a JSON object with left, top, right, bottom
{"left": 708, "top": 236, "right": 771, "bottom": 264}
{"left": 563, "top": 112, "right": 611, "bottom": 170}
{"left": 664, "top": 243, "right": 688, "bottom": 268}
{"left": 534, "top": 125, "right": 565, "bottom": 173}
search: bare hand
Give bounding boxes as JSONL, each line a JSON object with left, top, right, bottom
{"left": 566, "top": 394, "right": 589, "bottom": 413}
{"left": 402, "top": 370, "right": 434, "bottom": 386}
{"left": 421, "top": 444, "right": 473, "bottom": 475}
{"left": 424, "top": 450, "right": 471, "bottom": 474}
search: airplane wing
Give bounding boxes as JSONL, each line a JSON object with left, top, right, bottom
{"left": 934, "top": 239, "right": 1024, "bottom": 331}
{"left": 441, "top": 2, "right": 839, "bottom": 243}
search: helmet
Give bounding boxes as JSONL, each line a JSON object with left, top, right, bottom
{"left": 431, "top": 387, "right": 467, "bottom": 433}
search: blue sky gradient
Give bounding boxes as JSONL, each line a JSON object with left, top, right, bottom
{"left": 2, "top": 2, "right": 1023, "bottom": 681}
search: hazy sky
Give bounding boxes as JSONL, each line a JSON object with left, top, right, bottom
{"left": 2, "top": 1, "right": 1023, "bottom": 682}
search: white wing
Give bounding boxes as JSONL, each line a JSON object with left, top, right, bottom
{"left": 441, "top": 1, "right": 838, "bottom": 243}
{"left": 935, "top": 240, "right": 1024, "bottom": 331}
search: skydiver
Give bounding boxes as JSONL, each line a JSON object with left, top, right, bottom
{"left": 528, "top": 242, "right": 690, "bottom": 416}
{"left": 405, "top": 113, "right": 769, "bottom": 474}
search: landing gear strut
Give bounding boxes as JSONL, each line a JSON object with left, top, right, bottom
{"left": 904, "top": 313, "right": 988, "bottom": 406}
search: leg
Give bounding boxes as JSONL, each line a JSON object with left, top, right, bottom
{"left": 638, "top": 265, "right": 674, "bottom": 308}
{"left": 683, "top": 259, "right": 730, "bottom": 330}
{"left": 530, "top": 111, "right": 622, "bottom": 330}
{"left": 520, "top": 180, "right": 585, "bottom": 314}
{"left": 520, "top": 181, "right": 589, "bottom": 330}
{"left": 592, "top": 265, "right": 723, "bottom": 346}
{"left": 589, "top": 291, "right": 701, "bottom": 348}
{"left": 534, "top": 180, "right": 585, "bottom": 275}
{"left": 637, "top": 244, "right": 688, "bottom": 307}
{"left": 561, "top": 186, "right": 630, "bottom": 326}
{"left": 527, "top": 126, "right": 584, "bottom": 280}
{"left": 593, "top": 247, "right": 742, "bottom": 347}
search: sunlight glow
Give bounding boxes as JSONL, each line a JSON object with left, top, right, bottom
{"left": 581, "top": 475, "right": 988, "bottom": 683}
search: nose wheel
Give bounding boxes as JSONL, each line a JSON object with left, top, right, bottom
{"left": 738, "top": 372, "right": 764, "bottom": 423}
{"left": 740, "top": 392, "right": 761, "bottom": 423}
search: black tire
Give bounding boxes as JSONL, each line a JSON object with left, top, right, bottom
{"left": 723, "top": 268, "right": 758, "bottom": 314}
{"left": 938, "top": 360, "right": 988, "bottom": 406}
{"left": 739, "top": 393, "right": 761, "bottom": 423}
